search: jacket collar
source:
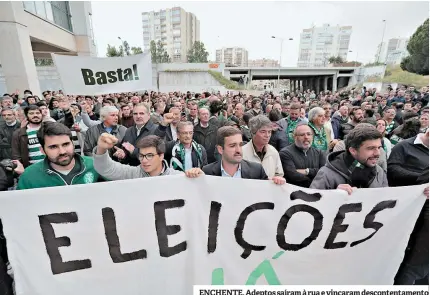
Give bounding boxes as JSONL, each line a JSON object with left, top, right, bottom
{"left": 43, "top": 154, "right": 86, "bottom": 175}
{"left": 212, "top": 160, "right": 251, "bottom": 178}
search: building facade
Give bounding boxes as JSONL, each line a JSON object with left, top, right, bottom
{"left": 248, "top": 58, "right": 279, "bottom": 67}
{"left": 297, "top": 24, "right": 352, "bottom": 67}
{"left": 0, "top": 1, "right": 97, "bottom": 95}
{"left": 215, "top": 47, "right": 248, "bottom": 67}
{"left": 142, "top": 7, "right": 200, "bottom": 63}
{"left": 375, "top": 38, "right": 409, "bottom": 65}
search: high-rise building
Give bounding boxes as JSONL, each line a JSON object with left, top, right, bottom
{"left": 297, "top": 24, "right": 352, "bottom": 67}
{"left": 375, "top": 38, "right": 409, "bottom": 65}
{"left": 248, "top": 58, "right": 279, "bottom": 67}
{"left": 216, "top": 47, "right": 248, "bottom": 67}
{"left": 142, "top": 7, "right": 200, "bottom": 63}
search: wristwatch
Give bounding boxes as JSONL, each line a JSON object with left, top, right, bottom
{"left": 305, "top": 168, "right": 309, "bottom": 175}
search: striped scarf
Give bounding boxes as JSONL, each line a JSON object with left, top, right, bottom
{"left": 170, "top": 141, "right": 203, "bottom": 171}
{"left": 71, "top": 130, "right": 82, "bottom": 155}
{"left": 27, "top": 126, "right": 45, "bottom": 165}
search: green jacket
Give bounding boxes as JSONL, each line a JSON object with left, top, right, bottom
{"left": 17, "top": 155, "right": 100, "bottom": 190}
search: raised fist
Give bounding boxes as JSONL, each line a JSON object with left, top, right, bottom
{"left": 96, "top": 133, "right": 118, "bottom": 154}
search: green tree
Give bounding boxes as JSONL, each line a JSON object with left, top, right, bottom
{"left": 150, "top": 40, "right": 171, "bottom": 63}
{"left": 106, "top": 44, "right": 124, "bottom": 57}
{"left": 131, "top": 47, "right": 143, "bottom": 55}
{"left": 400, "top": 18, "right": 429, "bottom": 75}
{"left": 187, "top": 41, "right": 209, "bottom": 63}
{"left": 328, "top": 56, "right": 337, "bottom": 64}
{"left": 122, "top": 40, "right": 131, "bottom": 56}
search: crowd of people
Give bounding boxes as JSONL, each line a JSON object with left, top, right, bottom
{"left": 0, "top": 84, "right": 428, "bottom": 292}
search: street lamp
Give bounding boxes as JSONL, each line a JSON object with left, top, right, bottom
{"left": 377, "top": 20, "right": 387, "bottom": 63}
{"left": 271, "top": 36, "right": 293, "bottom": 92}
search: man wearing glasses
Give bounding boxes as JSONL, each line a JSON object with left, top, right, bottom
{"left": 93, "top": 133, "right": 203, "bottom": 179}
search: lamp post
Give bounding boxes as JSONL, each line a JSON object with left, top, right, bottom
{"left": 377, "top": 20, "right": 387, "bottom": 63}
{"left": 349, "top": 50, "right": 359, "bottom": 67}
{"left": 271, "top": 36, "right": 293, "bottom": 92}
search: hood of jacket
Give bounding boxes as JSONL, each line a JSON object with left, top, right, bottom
{"left": 325, "top": 150, "right": 352, "bottom": 180}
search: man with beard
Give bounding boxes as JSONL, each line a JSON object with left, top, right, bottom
{"left": 310, "top": 124, "right": 388, "bottom": 193}
{"left": 12, "top": 105, "right": 44, "bottom": 168}
{"left": 278, "top": 103, "right": 305, "bottom": 145}
{"left": 17, "top": 122, "right": 100, "bottom": 190}
{"left": 338, "top": 106, "right": 364, "bottom": 140}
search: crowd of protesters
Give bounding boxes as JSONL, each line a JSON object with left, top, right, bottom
{"left": 0, "top": 84, "right": 428, "bottom": 292}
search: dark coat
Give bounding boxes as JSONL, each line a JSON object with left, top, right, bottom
{"left": 0, "top": 121, "right": 21, "bottom": 161}
{"left": 11, "top": 126, "right": 33, "bottom": 168}
{"left": 193, "top": 122, "right": 218, "bottom": 164}
{"left": 279, "top": 144, "right": 326, "bottom": 188}
{"left": 202, "top": 160, "right": 268, "bottom": 180}
{"left": 121, "top": 121, "right": 168, "bottom": 166}
{"left": 338, "top": 122, "right": 355, "bottom": 140}
{"left": 164, "top": 141, "right": 208, "bottom": 169}
{"left": 331, "top": 113, "right": 347, "bottom": 140}
{"left": 269, "top": 124, "right": 289, "bottom": 151}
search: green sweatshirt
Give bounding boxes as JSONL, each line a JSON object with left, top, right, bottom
{"left": 17, "top": 155, "right": 100, "bottom": 190}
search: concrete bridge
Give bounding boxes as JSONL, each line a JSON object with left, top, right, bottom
{"left": 224, "top": 66, "right": 359, "bottom": 92}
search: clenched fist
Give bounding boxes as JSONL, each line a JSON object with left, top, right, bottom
{"left": 96, "top": 133, "right": 119, "bottom": 155}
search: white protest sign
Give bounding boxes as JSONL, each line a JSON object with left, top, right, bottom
{"left": 0, "top": 176, "right": 425, "bottom": 295}
{"left": 52, "top": 53, "right": 153, "bottom": 95}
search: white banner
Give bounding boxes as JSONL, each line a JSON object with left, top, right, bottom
{"left": 52, "top": 53, "right": 153, "bottom": 95}
{"left": 0, "top": 176, "right": 425, "bottom": 294}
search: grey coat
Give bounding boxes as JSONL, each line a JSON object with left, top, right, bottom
{"left": 84, "top": 123, "right": 127, "bottom": 157}
{"left": 310, "top": 151, "right": 388, "bottom": 190}
{"left": 93, "top": 148, "right": 182, "bottom": 181}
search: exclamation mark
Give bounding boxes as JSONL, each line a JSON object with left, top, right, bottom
{"left": 133, "top": 64, "right": 139, "bottom": 80}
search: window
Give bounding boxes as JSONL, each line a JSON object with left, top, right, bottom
{"left": 35, "top": 1, "right": 47, "bottom": 18}
{"left": 23, "top": 1, "right": 72, "bottom": 31}
{"left": 172, "top": 16, "right": 180, "bottom": 22}
{"left": 23, "top": 1, "right": 36, "bottom": 13}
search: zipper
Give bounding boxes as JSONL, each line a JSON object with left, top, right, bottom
{"left": 46, "top": 169, "right": 68, "bottom": 185}
{"left": 71, "top": 161, "right": 87, "bottom": 185}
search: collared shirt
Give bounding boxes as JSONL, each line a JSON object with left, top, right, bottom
{"left": 171, "top": 125, "right": 178, "bottom": 141}
{"left": 136, "top": 125, "right": 144, "bottom": 136}
{"left": 184, "top": 148, "right": 193, "bottom": 170}
{"left": 414, "top": 134, "right": 428, "bottom": 149}
{"left": 221, "top": 162, "right": 242, "bottom": 178}
{"left": 103, "top": 124, "right": 113, "bottom": 134}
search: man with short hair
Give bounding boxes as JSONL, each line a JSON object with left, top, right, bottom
{"left": 202, "top": 126, "right": 285, "bottom": 185}
{"left": 310, "top": 124, "right": 388, "bottom": 193}
{"left": 119, "top": 105, "right": 134, "bottom": 128}
{"left": 93, "top": 134, "right": 203, "bottom": 179}
{"left": 338, "top": 106, "right": 364, "bottom": 140}
{"left": 83, "top": 106, "right": 127, "bottom": 158}
{"left": 194, "top": 107, "right": 218, "bottom": 164}
{"left": 232, "top": 103, "right": 246, "bottom": 126}
{"left": 308, "top": 107, "right": 331, "bottom": 152}
{"left": 17, "top": 122, "right": 100, "bottom": 190}
{"left": 277, "top": 103, "right": 304, "bottom": 145}
{"left": 164, "top": 121, "right": 208, "bottom": 171}
{"left": 280, "top": 123, "right": 326, "bottom": 188}
{"left": 11, "top": 105, "right": 45, "bottom": 167}
{"left": 242, "top": 115, "right": 284, "bottom": 178}
{"left": 331, "top": 105, "right": 349, "bottom": 139}
{"left": 247, "top": 98, "right": 263, "bottom": 117}
{"left": 186, "top": 101, "right": 199, "bottom": 125}
{"left": 157, "top": 106, "right": 181, "bottom": 142}
{"left": 0, "top": 108, "right": 21, "bottom": 161}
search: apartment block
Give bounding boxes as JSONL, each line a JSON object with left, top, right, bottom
{"left": 297, "top": 23, "right": 352, "bottom": 67}
{"left": 142, "top": 7, "right": 200, "bottom": 63}
{"left": 375, "top": 38, "right": 409, "bottom": 65}
{"left": 215, "top": 47, "right": 248, "bottom": 67}
{"left": 248, "top": 58, "right": 279, "bottom": 67}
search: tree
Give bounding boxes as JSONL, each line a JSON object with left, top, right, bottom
{"left": 328, "top": 56, "right": 345, "bottom": 64}
{"left": 328, "top": 56, "right": 337, "bottom": 64}
{"left": 187, "top": 41, "right": 209, "bottom": 63}
{"left": 150, "top": 40, "right": 171, "bottom": 63}
{"left": 400, "top": 18, "right": 429, "bottom": 75}
{"left": 106, "top": 44, "right": 123, "bottom": 57}
{"left": 131, "top": 47, "right": 143, "bottom": 55}
{"left": 106, "top": 40, "right": 143, "bottom": 57}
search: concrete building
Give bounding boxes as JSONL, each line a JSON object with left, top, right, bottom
{"left": 375, "top": 38, "right": 409, "bottom": 65}
{"left": 215, "top": 47, "right": 248, "bottom": 67}
{"left": 248, "top": 58, "right": 279, "bottom": 67}
{"left": 0, "top": 1, "right": 97, "bottom": 95}
{"left": 297, "top": 24, "right": 352, "bottom": 68}
{"left": 142, "top": 7, "right": 200, "bottom": 63}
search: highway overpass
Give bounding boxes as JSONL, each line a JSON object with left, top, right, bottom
{"left": 224, "top": 66, "right": 359, "bottom": 92}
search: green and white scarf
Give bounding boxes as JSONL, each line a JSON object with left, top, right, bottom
{"left": 286, "top": 118, "right": 299, "bottom": 144}
{"left": 308, "top": 122, "right": 328, "bottom": 151}
{"left": 385, "top": 121, "right": 395, "bottom": 135}
{"left": 170, "top": 140, "right": 203, "bottom": 171}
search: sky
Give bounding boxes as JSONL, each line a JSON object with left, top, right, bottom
{"left": 91, "top": 1, "right": 429, "bottom": 66}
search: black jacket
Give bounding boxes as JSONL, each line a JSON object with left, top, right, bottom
{"left": 338, "top": 122, "right": 355, "bottom": 140}
{"left": 202, "top": 160, "right": 268, "bottom": 180}
{"left": 193, "top": 122, "right": 218, "bottom": 164}
{"left": 120, "top": 121, "right": 166, "bottom": 166}
{"left": 331, "top": 113, "right": 348, "bottom": 140}
{"left": 269, "top": 124, "right": 289, "bottom": 152}
{"left": 279, "top": 144, "right": 326, "bottom": 188}
{"left": 164, "top": 141, "right": 208, "bottom": 169}
{"left": 387, "top": 136, "right": 429, "bottom": 187}
{"left": 0, "top": 121, "right": 21, "bottom": 161}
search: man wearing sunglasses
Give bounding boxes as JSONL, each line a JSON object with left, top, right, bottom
{"left": 93, "top": 133, "right": 203, "bottom": 179}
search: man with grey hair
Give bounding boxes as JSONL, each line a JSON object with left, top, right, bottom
{"left": 242, "top": 115, "right": 284, "bottom": 179}
{"left": 83, "top": 105, "right": 127, "bottom": 159}
{"left": 163, "top": 121, "right": 208, "bottom": 171}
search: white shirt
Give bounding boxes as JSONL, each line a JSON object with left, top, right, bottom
{"left": 184, "top": 148, "right": 193, "bottom": 170}
{"left": 170, "top": 125, "right": 177, "bottom": 141}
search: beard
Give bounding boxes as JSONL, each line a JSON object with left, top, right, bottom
{"left": 28, "top": 116, "right": 42, "bottom": 124}
{"left": 49, "top": 153, "right": 74, "bottom": 166}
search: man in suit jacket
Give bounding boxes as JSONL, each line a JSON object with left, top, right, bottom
{"left": 202, "top": 126, "right": 286, "bottom": 185}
